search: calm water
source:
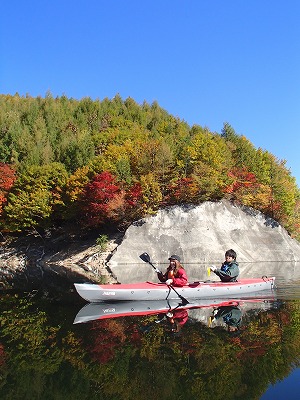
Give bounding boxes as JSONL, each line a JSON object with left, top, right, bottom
{"left": 0, "top": 273, "right": 299, "bottom": 400}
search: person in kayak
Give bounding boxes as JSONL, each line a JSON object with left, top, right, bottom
{"left": 157, "top": 255, "right": 188, "bottom": 286}
{"left": 210, "top": 249, "right": 239, "bottom": 282}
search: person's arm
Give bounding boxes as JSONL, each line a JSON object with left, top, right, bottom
{"left": 157, "top": 271, "right": 167, "bottom": 282}
{"left": 212, "top": 263, "right": 239, "bottom": 281}
{"left": 172, "top": 268, "right": 188, "bottom": 286}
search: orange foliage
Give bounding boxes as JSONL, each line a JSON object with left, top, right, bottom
{"left": 0, "top": 163, "right": 16, "bottom": 215}
{"left": 0, "top": 163, "right": 16, "bottom": 191}
{"left": 166, "top": 177, "right": 198, "bottom": 204}
{"left": 224, "top": 168, "right": 258, "bottom": 194}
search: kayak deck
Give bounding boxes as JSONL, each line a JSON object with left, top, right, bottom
{"left": 74, "top": 277, "right": 276, "bottom": 303}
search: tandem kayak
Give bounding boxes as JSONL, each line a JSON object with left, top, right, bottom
{"left": 74, "top": 276, "right": 276, "bottom": 303}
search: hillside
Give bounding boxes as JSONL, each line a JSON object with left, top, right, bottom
{"left": 0, "top": 94, "right": 299, "bottom": 241}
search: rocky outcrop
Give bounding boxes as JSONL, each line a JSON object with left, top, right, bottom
{"left": 1, "top": 200, "right": 300, "bottom": 291}
{"left": 0, "top": 230, "right": 121, "bottom": 294}
{"left": 107, "top": 201, "right": 300, "bottom": 283}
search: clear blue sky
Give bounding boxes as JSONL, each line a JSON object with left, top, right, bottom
{"left": 1, "top": 1, "right": 300, "bottom": 186}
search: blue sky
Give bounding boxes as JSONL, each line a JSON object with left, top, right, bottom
{"left": 1, "top": 1, "right": 300, "bottom": 186}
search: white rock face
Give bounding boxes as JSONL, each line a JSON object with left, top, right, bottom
{"left": 107, "top": 201, "right": 300, "bottom": 283}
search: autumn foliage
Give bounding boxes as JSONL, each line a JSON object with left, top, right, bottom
{"left": 0, "top": 94, "right": 299, "bottom": 239}
{"left": 82, "top": 171, "right": 124, "bottom": 226}
{"left": 0, "top": 163, "right": 16, "bottom": 215}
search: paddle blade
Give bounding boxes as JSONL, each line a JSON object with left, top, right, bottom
{"left": 180, "top": 297, "right": 190, "bottom": 306}
{"left": 139, "top": 252, "right": 151, "bottom": 263}
{"left": 207, "top": 267, "right": 211, "bottom": 277}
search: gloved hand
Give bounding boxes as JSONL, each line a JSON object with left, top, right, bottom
{"left": 210, "top": 265, "right": 217, "bottom": 272}
{"left": 165, "top": 279, "right": 173, "bottom": 285}
{"left": 166, "top": 312, "right": 174, "bottom": 318}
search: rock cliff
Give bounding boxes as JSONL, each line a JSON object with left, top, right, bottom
{"left": 107, "top": 200, "right": 300, "bottom": 283}
{"left": 1, "top": 200, "right": 300, "bottom": 291}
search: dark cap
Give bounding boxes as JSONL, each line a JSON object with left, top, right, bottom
{"left": 169, "top": 255, "right": 181, "bottom": 262}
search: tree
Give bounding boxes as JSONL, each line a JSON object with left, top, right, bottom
{"left": 166, "top": 177, "right": 198, "bottom": 204}
{"left": 221, "top": 121, "right": 238, "bottom": 141}
{"left": 4, "top": 189, "right": 52, "bottom": 231}
{"left": 140, "top": 173, "right": 163, "bottom": 214}
{"left": 223, "top": 167, "right": 272, "bottom": 212}
{"left": 62, "top": 165, "right": 91, "bottom": 220}
{"left": 0, "top": 163, "right": 16, "bottom": 216}
{"left": 2, "top": 163, "right": 68, "bottom": 231}
{"left": 82, "top": 171, "right": 125, "bottom": 227}
{"left": 123, "top": 182, "right": 144, "bottom": 223}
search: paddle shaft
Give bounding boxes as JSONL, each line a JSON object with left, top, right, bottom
{"left": 148, "top": 261, "right": 162, "bottom": 274}
{"left": 147, "top": 260, "right": 189, "bottom": 304}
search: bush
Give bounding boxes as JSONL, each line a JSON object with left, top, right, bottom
{"left": 96, "top": 234, "right": 109, "bottom": 251}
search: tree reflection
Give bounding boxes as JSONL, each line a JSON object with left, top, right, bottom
{"left": 0, "top": 295, "right": 299, "bottom": 399}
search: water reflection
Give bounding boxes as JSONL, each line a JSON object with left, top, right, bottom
{"left": 0, "top": 288, "right": 299, "bottom": 400}
{"left": 74, "top": 294, "right": 280, "bottom": 336}
{"left": 209, "top": 304, "right": 242, "bottom": 333}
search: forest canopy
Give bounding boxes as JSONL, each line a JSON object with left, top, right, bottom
{"left": 0, "top": 93, "right": 299, "bottom": 240}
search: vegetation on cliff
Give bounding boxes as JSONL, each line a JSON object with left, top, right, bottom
{"left": 0, "top": 93, "right": 299, "bottom": 240}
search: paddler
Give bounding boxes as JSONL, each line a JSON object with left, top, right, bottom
{"left": 210, "top": 249, "right": 239, "bottom": 282}
{"left": 157, "top": 255, "right": 188, "bottom": 286}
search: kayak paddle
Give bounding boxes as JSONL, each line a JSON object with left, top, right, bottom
{"left": 139, "top": 252, "right": 162, "bottom": 273}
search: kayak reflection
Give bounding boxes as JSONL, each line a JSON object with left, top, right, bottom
{"left": 74, "top": 295, "right": 278, "bottom": 333}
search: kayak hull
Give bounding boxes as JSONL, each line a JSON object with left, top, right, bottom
{"left": 74, "top": 277, "right": 276, "bottom": 303}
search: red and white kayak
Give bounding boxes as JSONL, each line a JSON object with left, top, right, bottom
{"left": 74, "top": 277, "right": 276, "bottom": 303}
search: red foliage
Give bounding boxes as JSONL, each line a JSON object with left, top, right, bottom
{"left": 125, "top": 182, "right": 143, "bottom": 207}
{"left": 0, "top": 343, "right": 6, "bottom": 367}
{"left": 0, "top": 163, "right": 16, "bottom": 215}
{"left": 82, "top": 171, "right": 121, "bottom": 226}
{"left": 166, "top": 177, "right": 195, "bottom": 204}
{"left": 224, "top": 168, "right": 258, "bottom": 194}
{"left": 0, "top": 163, "right": 16, "bottom": 191}
{"left": 90, "top": 331, "right": 120, "bottom": 363}
{"left": 87, "top": 319, "right": 141, "bottom": 364}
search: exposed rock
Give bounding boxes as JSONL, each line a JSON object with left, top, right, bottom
{"left": 107, "top": 200, "right": 300, "bottom": 283}
{"left": 0, "top": 230, "right": 121, "bottom": 294}
{"left": 1, "top": 200, "right": 300, "bottom": 292}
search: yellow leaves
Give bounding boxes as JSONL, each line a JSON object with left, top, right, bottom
{"left": 65, "top": 166, "right": 90, "bottom": 202}
{"left": 240, "top": 185, "right": 273, "bottom": 211}
{"left": 140, "top": 173, "right": 163, "bottom": 214}
{"left": 5, "top": 188, "right": 52, "bottom": 230}
{"left": 186, "top": 130, "right": 232, "bottom": 175}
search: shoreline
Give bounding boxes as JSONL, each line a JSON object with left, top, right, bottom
{"left": 0, "top": 228, "right": 122, "bottom": 293}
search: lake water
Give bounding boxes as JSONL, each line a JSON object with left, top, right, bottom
{"left": 0, "top": 270, "right": 299, "bottom": 399}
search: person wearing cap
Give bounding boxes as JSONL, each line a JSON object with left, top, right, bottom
{"left": 157, "top": 255, "right": 188, "bottom": 286}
